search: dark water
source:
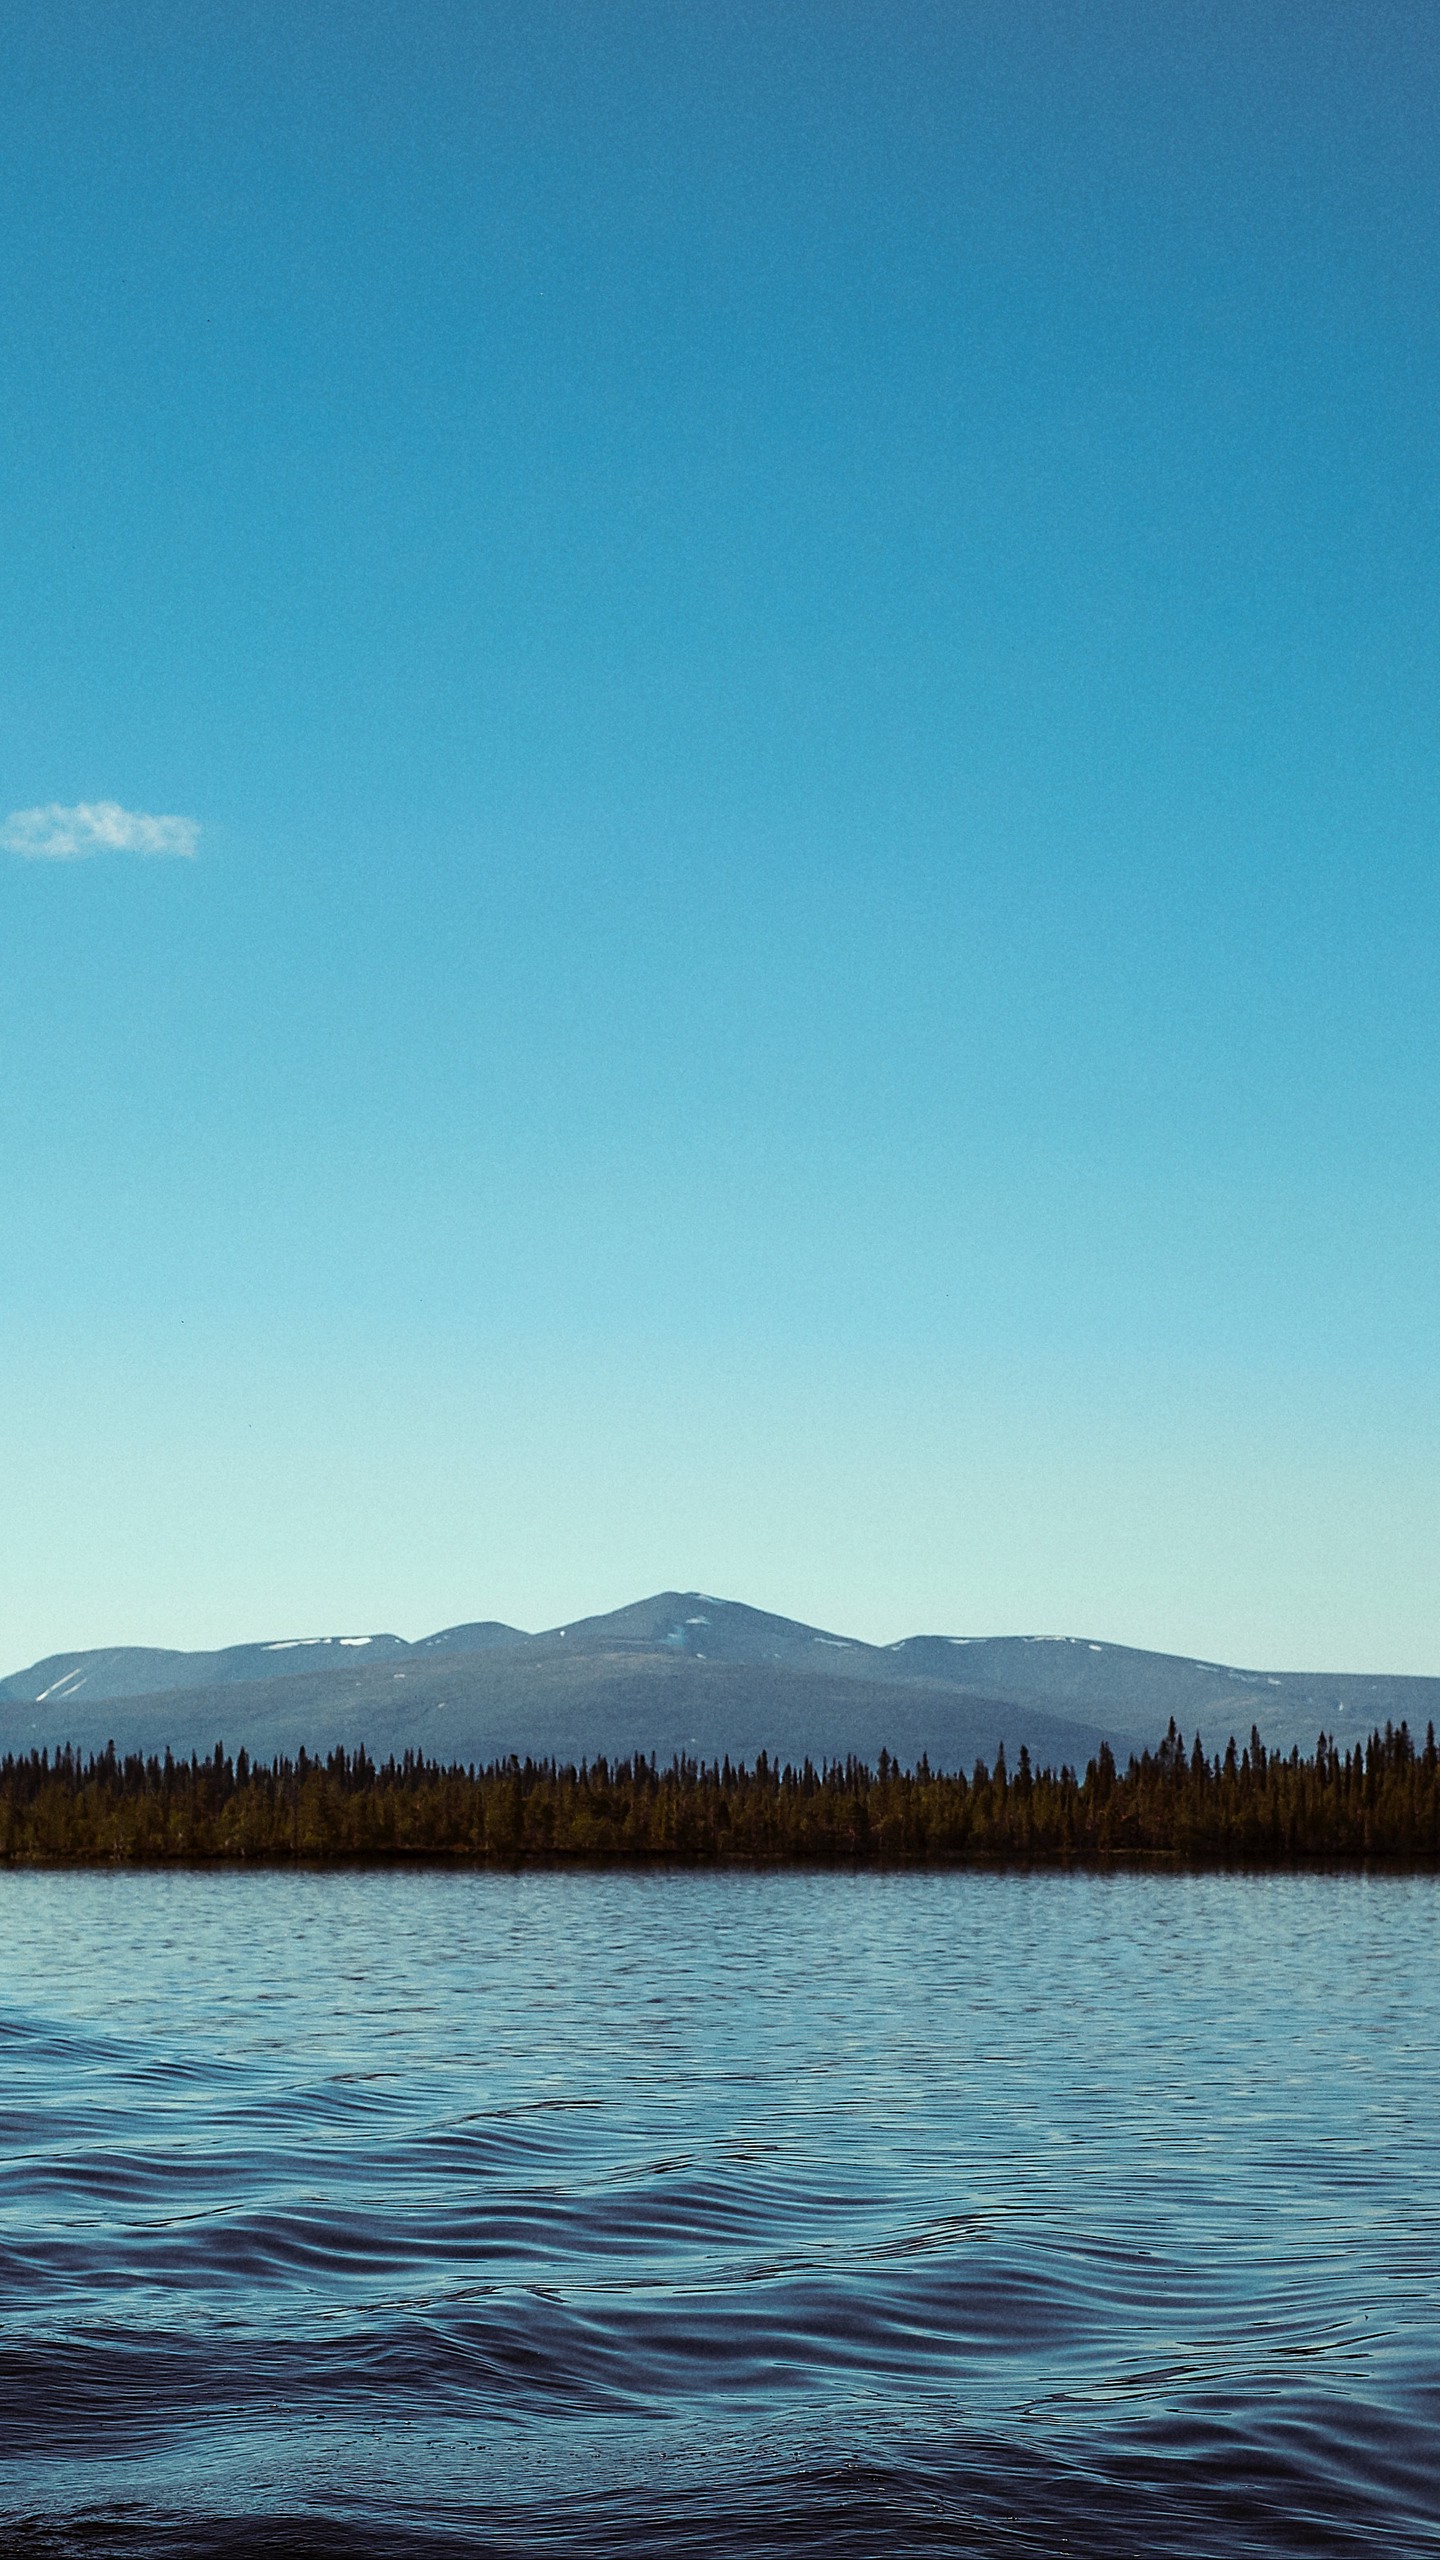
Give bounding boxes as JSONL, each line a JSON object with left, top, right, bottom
{"left": 1, "top": 1869, "right": 1437, "bottom": 2558}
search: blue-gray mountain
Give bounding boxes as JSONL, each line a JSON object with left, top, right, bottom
{"left": 3, "top": 1593, "right": 1434, "bottom": 1775}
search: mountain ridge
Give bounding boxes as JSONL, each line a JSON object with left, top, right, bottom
{"left": 3, "top": 1591, "right": 1436, "bottom": 1773}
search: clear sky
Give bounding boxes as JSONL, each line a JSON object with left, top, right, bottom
{"left": 2, "top": 0, "right": 1437, "bottom": 1672}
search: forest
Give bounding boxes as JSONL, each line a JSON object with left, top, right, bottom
{"left": 0, "top": 1720, "right": 1437, "bottom": 1864}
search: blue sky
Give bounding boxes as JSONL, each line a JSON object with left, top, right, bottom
{"left": 2, "top": 0, "right": 1437, "bottom": 1670}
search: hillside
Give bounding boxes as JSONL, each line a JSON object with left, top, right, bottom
{"left": 3, "top": 1591, "right": 1435, "bottom": 1773}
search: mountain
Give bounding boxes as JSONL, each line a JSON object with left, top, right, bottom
{"left": 0, "top": 1622, "right": 522, "bottom": 1709}
{"left": 880, "top": 1634, "right": 1440, "bottom": 1758}
{"left": 2, "top": 1592, "right": 1435, "bottom": 1774}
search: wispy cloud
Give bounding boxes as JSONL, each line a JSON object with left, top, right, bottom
{"left": 1, "top": 800, "right": 200, "bottom": 860}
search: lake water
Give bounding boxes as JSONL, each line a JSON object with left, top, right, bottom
{"left": 1, "top": 1867, "right": 1437, "bottom": 2556}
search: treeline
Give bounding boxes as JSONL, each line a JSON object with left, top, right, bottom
{"left": 1, "top": 1722, "right": 1438, "bottom": 1864}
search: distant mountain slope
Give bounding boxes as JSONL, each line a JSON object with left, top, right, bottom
{"left": 0, "top": 1623, "right": 522, "bottom": 1710}
{"left": 883, "top": 1634, "right": 1440, "bottom": 1758}
{"left": 0, "top": 1647, "right": 1132, "bottom": 1778}
{"left": 2, "top": 1591, "right": 1435, "bottom": 1770}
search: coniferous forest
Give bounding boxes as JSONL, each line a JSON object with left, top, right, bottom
{"left": 0, "top": 1722, "right": 1438, "bottom": 1864}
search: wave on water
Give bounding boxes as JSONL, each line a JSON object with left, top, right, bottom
{"left": 2, "top": 1867, "right": 1439, "bottom": 2556}
{"left": 10, "top": 2411, "right": 1440, "bottom": 2560}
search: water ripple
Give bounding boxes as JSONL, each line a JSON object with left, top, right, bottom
{"left": 1, "top": 1867, "right": 1438, "bottom": 2553}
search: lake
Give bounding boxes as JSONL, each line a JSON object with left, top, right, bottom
{"left": 1, "top": 1867, "right": 1437, "bottom": 2555}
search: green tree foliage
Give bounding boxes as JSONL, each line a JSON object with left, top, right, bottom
{"left": 2, "top": 1719, "right": 1438, "bottom": 1865}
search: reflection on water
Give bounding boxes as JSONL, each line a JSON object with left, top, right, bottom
{"left": 1, "top": 1867, "right": 1437, "bottom": 2555}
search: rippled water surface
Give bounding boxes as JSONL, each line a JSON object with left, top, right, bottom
{"left": 1, "top": 1868, "right": 1438, "bottom": 2556}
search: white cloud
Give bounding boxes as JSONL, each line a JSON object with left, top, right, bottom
{"left": 1, "top": 800, "right": 200, "bottom": 860}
